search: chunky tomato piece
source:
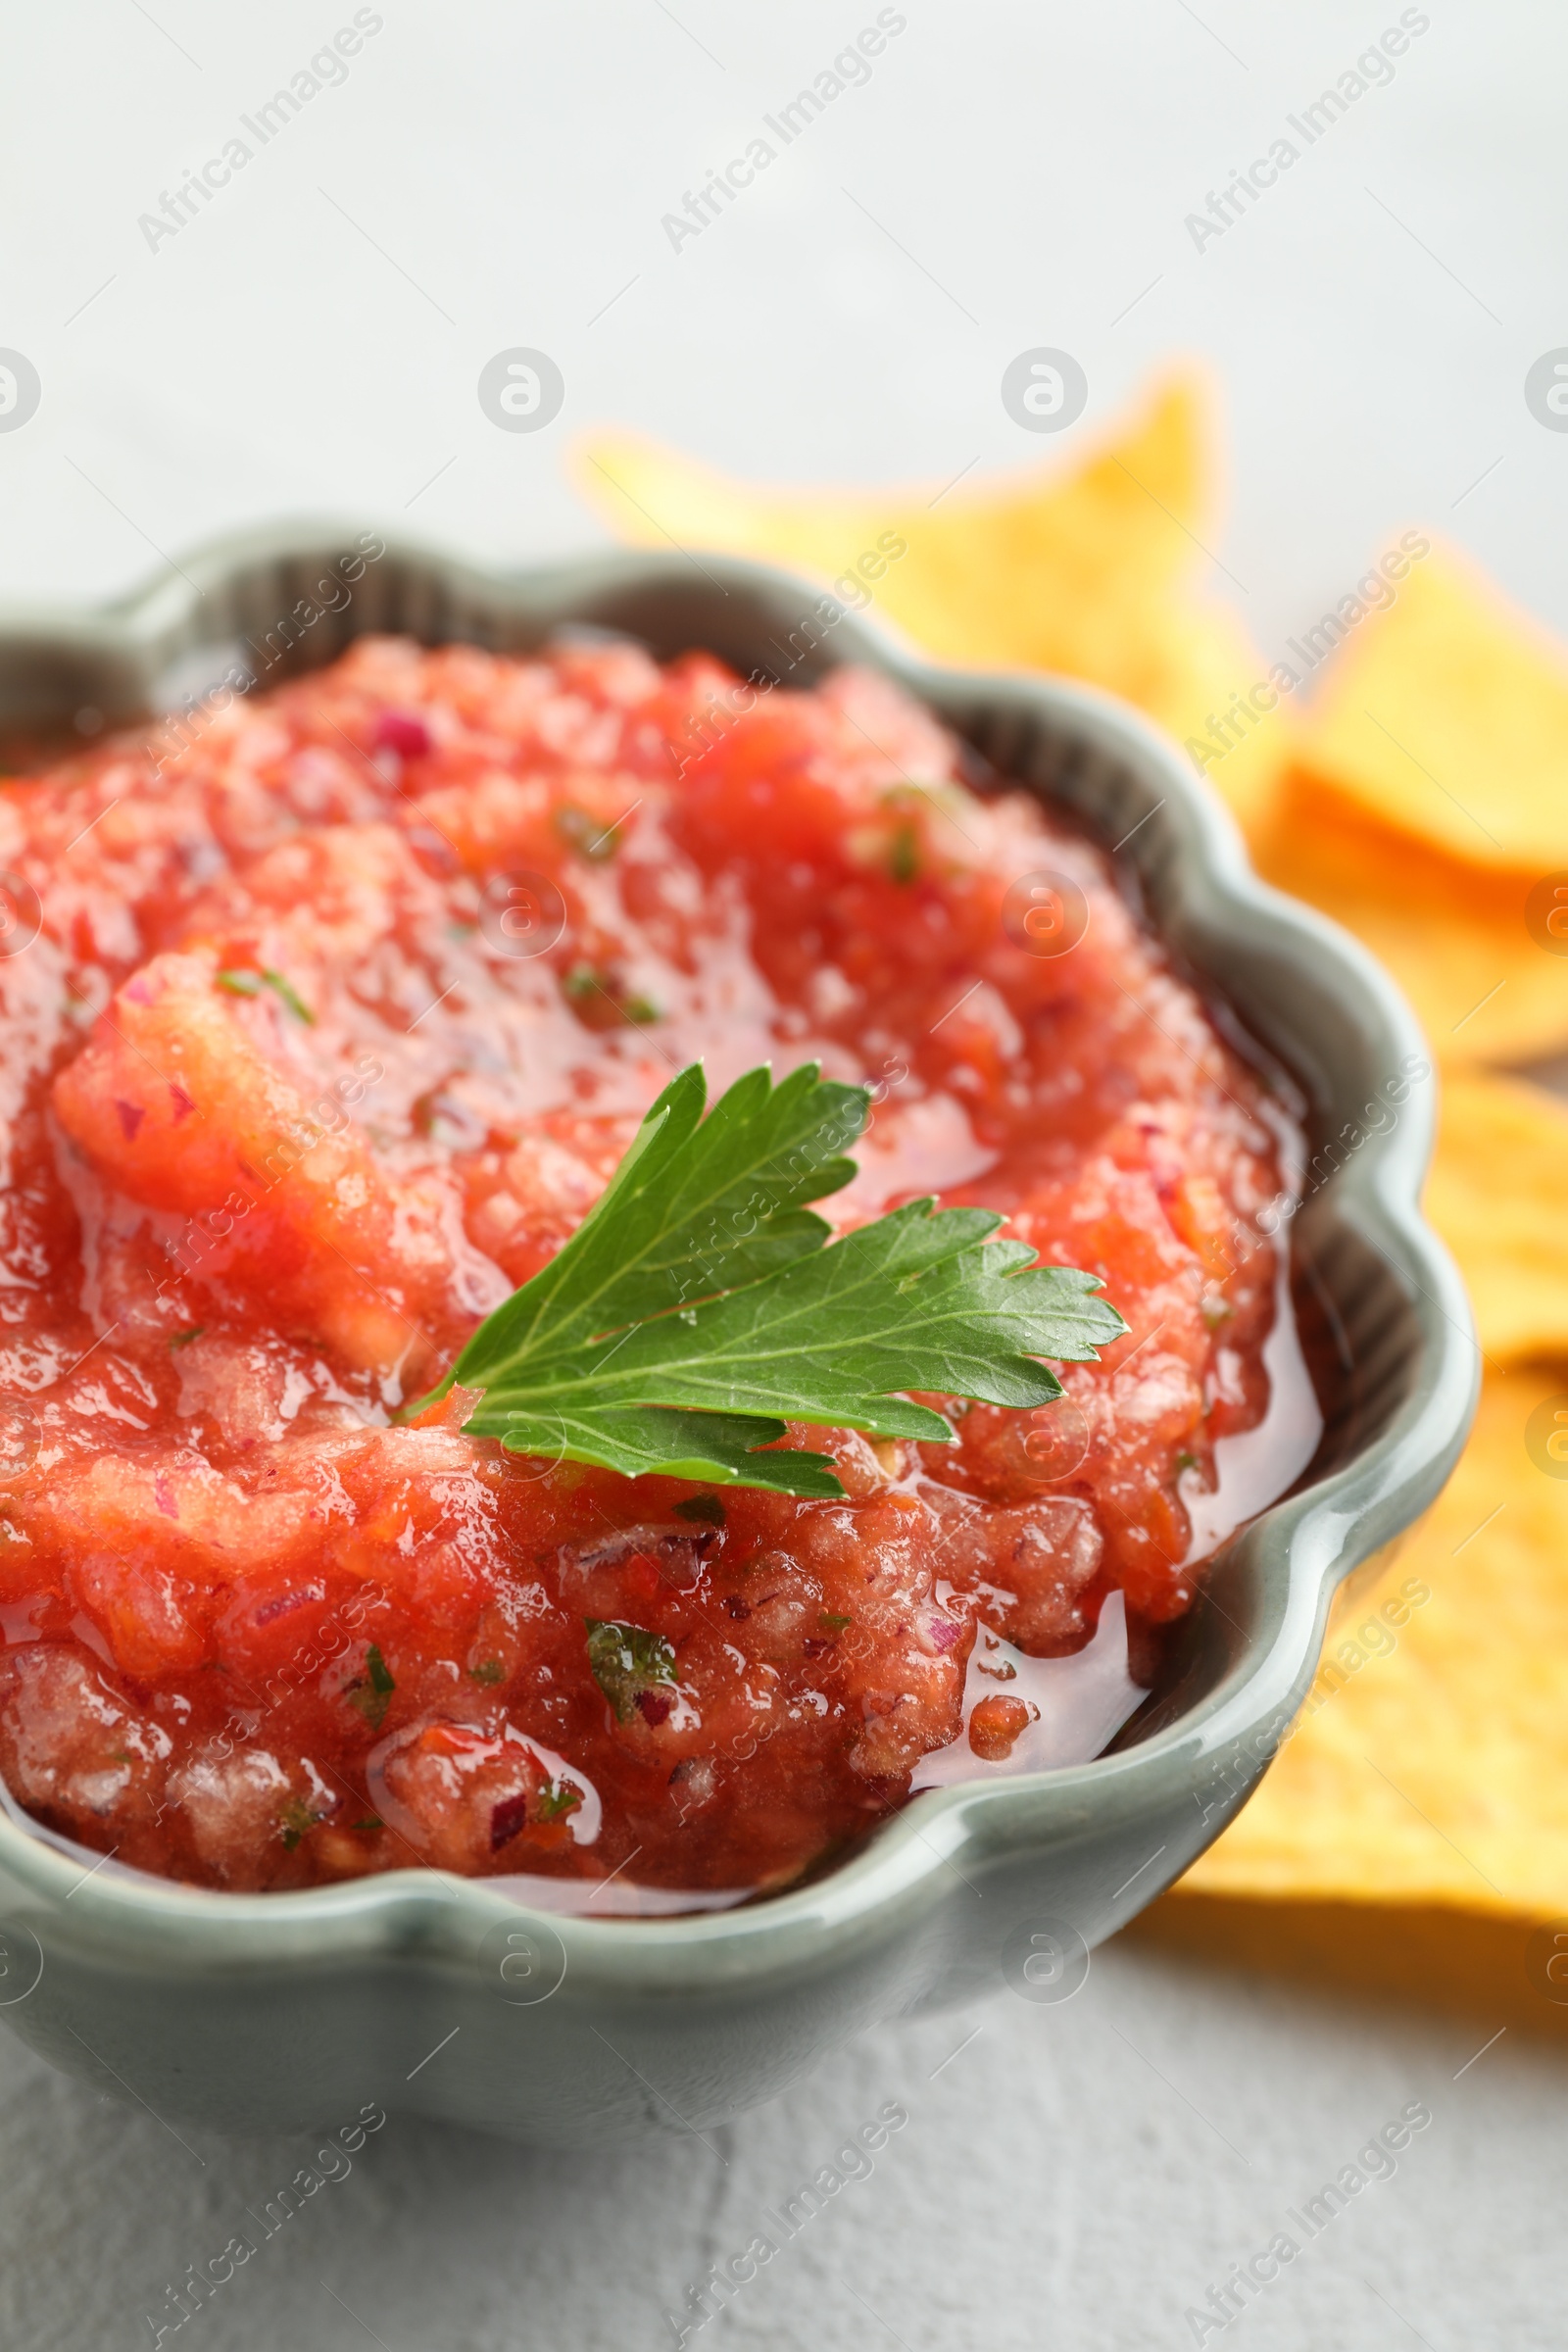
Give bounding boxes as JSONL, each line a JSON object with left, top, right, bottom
{"left": 0, "top": 636, "right": 1308, "bottom": 1895}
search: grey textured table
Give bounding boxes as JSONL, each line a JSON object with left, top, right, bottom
{"left": 2, "top": 4, "right": 1562, "bottom": 2345}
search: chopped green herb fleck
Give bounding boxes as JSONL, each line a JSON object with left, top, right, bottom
{"left": 888, "top": 822, "right": 920, "bottom": 884}
{"left": 345, "top": 1642, "right": 396, "bottom": 1729}
{"left": 586, "top": 1618, "right": 678, "bottom": 1724}
{"left": 352, "top": 1816, "right": 383, "bottom": 1832}
{"left": 554, "top": 804, "right": 621, "bottom": 860}
{"left": 169, "top": 1325, "right": 206, "bottom": 1350}
{"left": 672, "top": 1494, "right": 726, "bottom": 1528}
{"left": 217, "top": 966, "right": 315, "bottom": 1023}
{"left": 1175, "top": 1450, "right": 1200, "bottom": 1474}
{"left": 561, "top": 962, "right": 661, "bottom": 1028}
{"left": 467, "top": 1658, "right": 505, "bottom": 1685}
{"left": 262, "top": 967, "right": 315, "bottom": 1023}
{"left": 819, "top": 1612, "right": 852, "bottom": 1634}
{"left": 278, "top": 1799, "right": 322, "bottom": 1851}
{"left": 534, "top": 1778, "right": 584, "bottom": 1822}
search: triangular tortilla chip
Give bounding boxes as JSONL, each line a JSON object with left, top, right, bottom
{"left": 1159, "top": 604, "right": 1296, "bottom": 843}
{"left": 1253, "top": 782, "right": 1568, "bottom": 1067}
{"left": 1426, "top": 1073, "right": 1568, "bottom": 1362}
{"left": 1298, "top": 543, "right": 1568, "bottom": 873}
{"left": 1181, "top": 1367, "right": 1568, "bottom": 1916}
{"left": 575, "top": 378, "right": 1288, "bottom": 836}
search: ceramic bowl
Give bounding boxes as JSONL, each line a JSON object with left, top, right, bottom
{"left": 0, "top": 529, "right": 1476, "bottom": 2142}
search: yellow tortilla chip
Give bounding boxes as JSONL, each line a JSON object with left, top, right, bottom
{"left": 1157, "top": 604, "right": 1295, "bottom": 845}
{"left": 1427, "top": 1073, "right": 1568, "bottom": 1363}
{"left": 575, "top": 377, "right": 1288, "bottom": 836}
{"left": 1180, "top": 1366, "right": 1568, "bottom": 1916}
{"left": 1253, "top": 782, "right": 1568, "bottom": 1067}
{"left": 1298, "top": 543, "right": 1568, "bottom": 874}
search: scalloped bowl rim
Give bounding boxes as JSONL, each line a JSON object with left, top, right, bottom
{"left": 0, "top": 528, "right": 1479, "bottom": 1988}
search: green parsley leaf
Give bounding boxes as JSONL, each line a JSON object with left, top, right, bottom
{"left": 417, "top": 1061, "right": 1124, "bottom": 1498}
{"left": 586, "top": 1619, "right": 678, "bottom": 1723}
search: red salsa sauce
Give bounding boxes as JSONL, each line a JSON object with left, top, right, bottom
{"left": 0, "top": 636, "right": 1308, "bottom": 1898}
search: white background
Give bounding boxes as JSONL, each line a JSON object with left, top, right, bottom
{"left": 1, "top": 3, "right": 1563, "bottom": 2346}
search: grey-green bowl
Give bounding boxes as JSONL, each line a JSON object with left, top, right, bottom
{"left": 0, "top": 528, "right": 1477, "bottom": 2143}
